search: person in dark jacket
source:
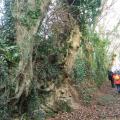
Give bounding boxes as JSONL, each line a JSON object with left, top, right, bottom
{"left": 108, "top": 70, "right": 115, "bottom": 88}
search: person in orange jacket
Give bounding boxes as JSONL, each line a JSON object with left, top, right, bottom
{"left": 109, "top": 54, "right": 120, "bottom": 92}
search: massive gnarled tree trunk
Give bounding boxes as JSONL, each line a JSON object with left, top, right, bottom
{"left": 12, "top": 0, "right": 51, "bottom": 99}
{"left": 64, "top": 25, "right": 81, "bottom": 74}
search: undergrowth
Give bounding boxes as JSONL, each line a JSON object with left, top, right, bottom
{"left": 55, "top": 100, "right": 72, "bottom": 113}
{"left": 73, "top": 33, "right": 108, "bottom": 105}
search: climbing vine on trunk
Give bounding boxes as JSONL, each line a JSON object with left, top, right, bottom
{"left": 11, "top": 0, "right": 51, "bottom": 99}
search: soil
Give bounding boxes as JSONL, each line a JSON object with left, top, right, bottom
{"left": 47, "top": 82, "right": 120, "bottom": 120}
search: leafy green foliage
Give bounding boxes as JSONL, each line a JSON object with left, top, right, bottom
{"left": 33, "top": 36, "right": 67, "bottom": 87}
{"left": 90, "top": 34, "right": 109, "bottom": 87}
{"left": 18, "top": 0, "right": 41, "bottom": 29}
{"left": 27, "top": 88, "right": 45, "bottom": 120}
{"left": 0, "top": 45, "right": 19, "bottom": 65}
{"left": 4, "top": 0, "right": 15, "bottom": 44}
{"left": 55, "top": 100, "right": 72, "bottom": 112}
{"left": 0, "top": 0, "right": 19, "bottom": 119}
{"left": 0, "top": 54, "right": 10, "bottom": 120}
{"left": 0, "top": 43, "right": 19, "bottom": 120}
{"left": 73, "top": 59, "right": 87, "bottom": 83}
{"left": 73, "top": 33, "right": 108, "bottom": 87}
{"left": 68, "top": 0, "right": 101, "bottom": 29}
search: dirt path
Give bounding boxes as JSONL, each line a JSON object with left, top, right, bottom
{"left": 47, "top": 82, "right": 120, "bottom": 120}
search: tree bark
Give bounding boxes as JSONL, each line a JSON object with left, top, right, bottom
{"left": 12, "top": 0, "right": 51, "bottom": 99}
